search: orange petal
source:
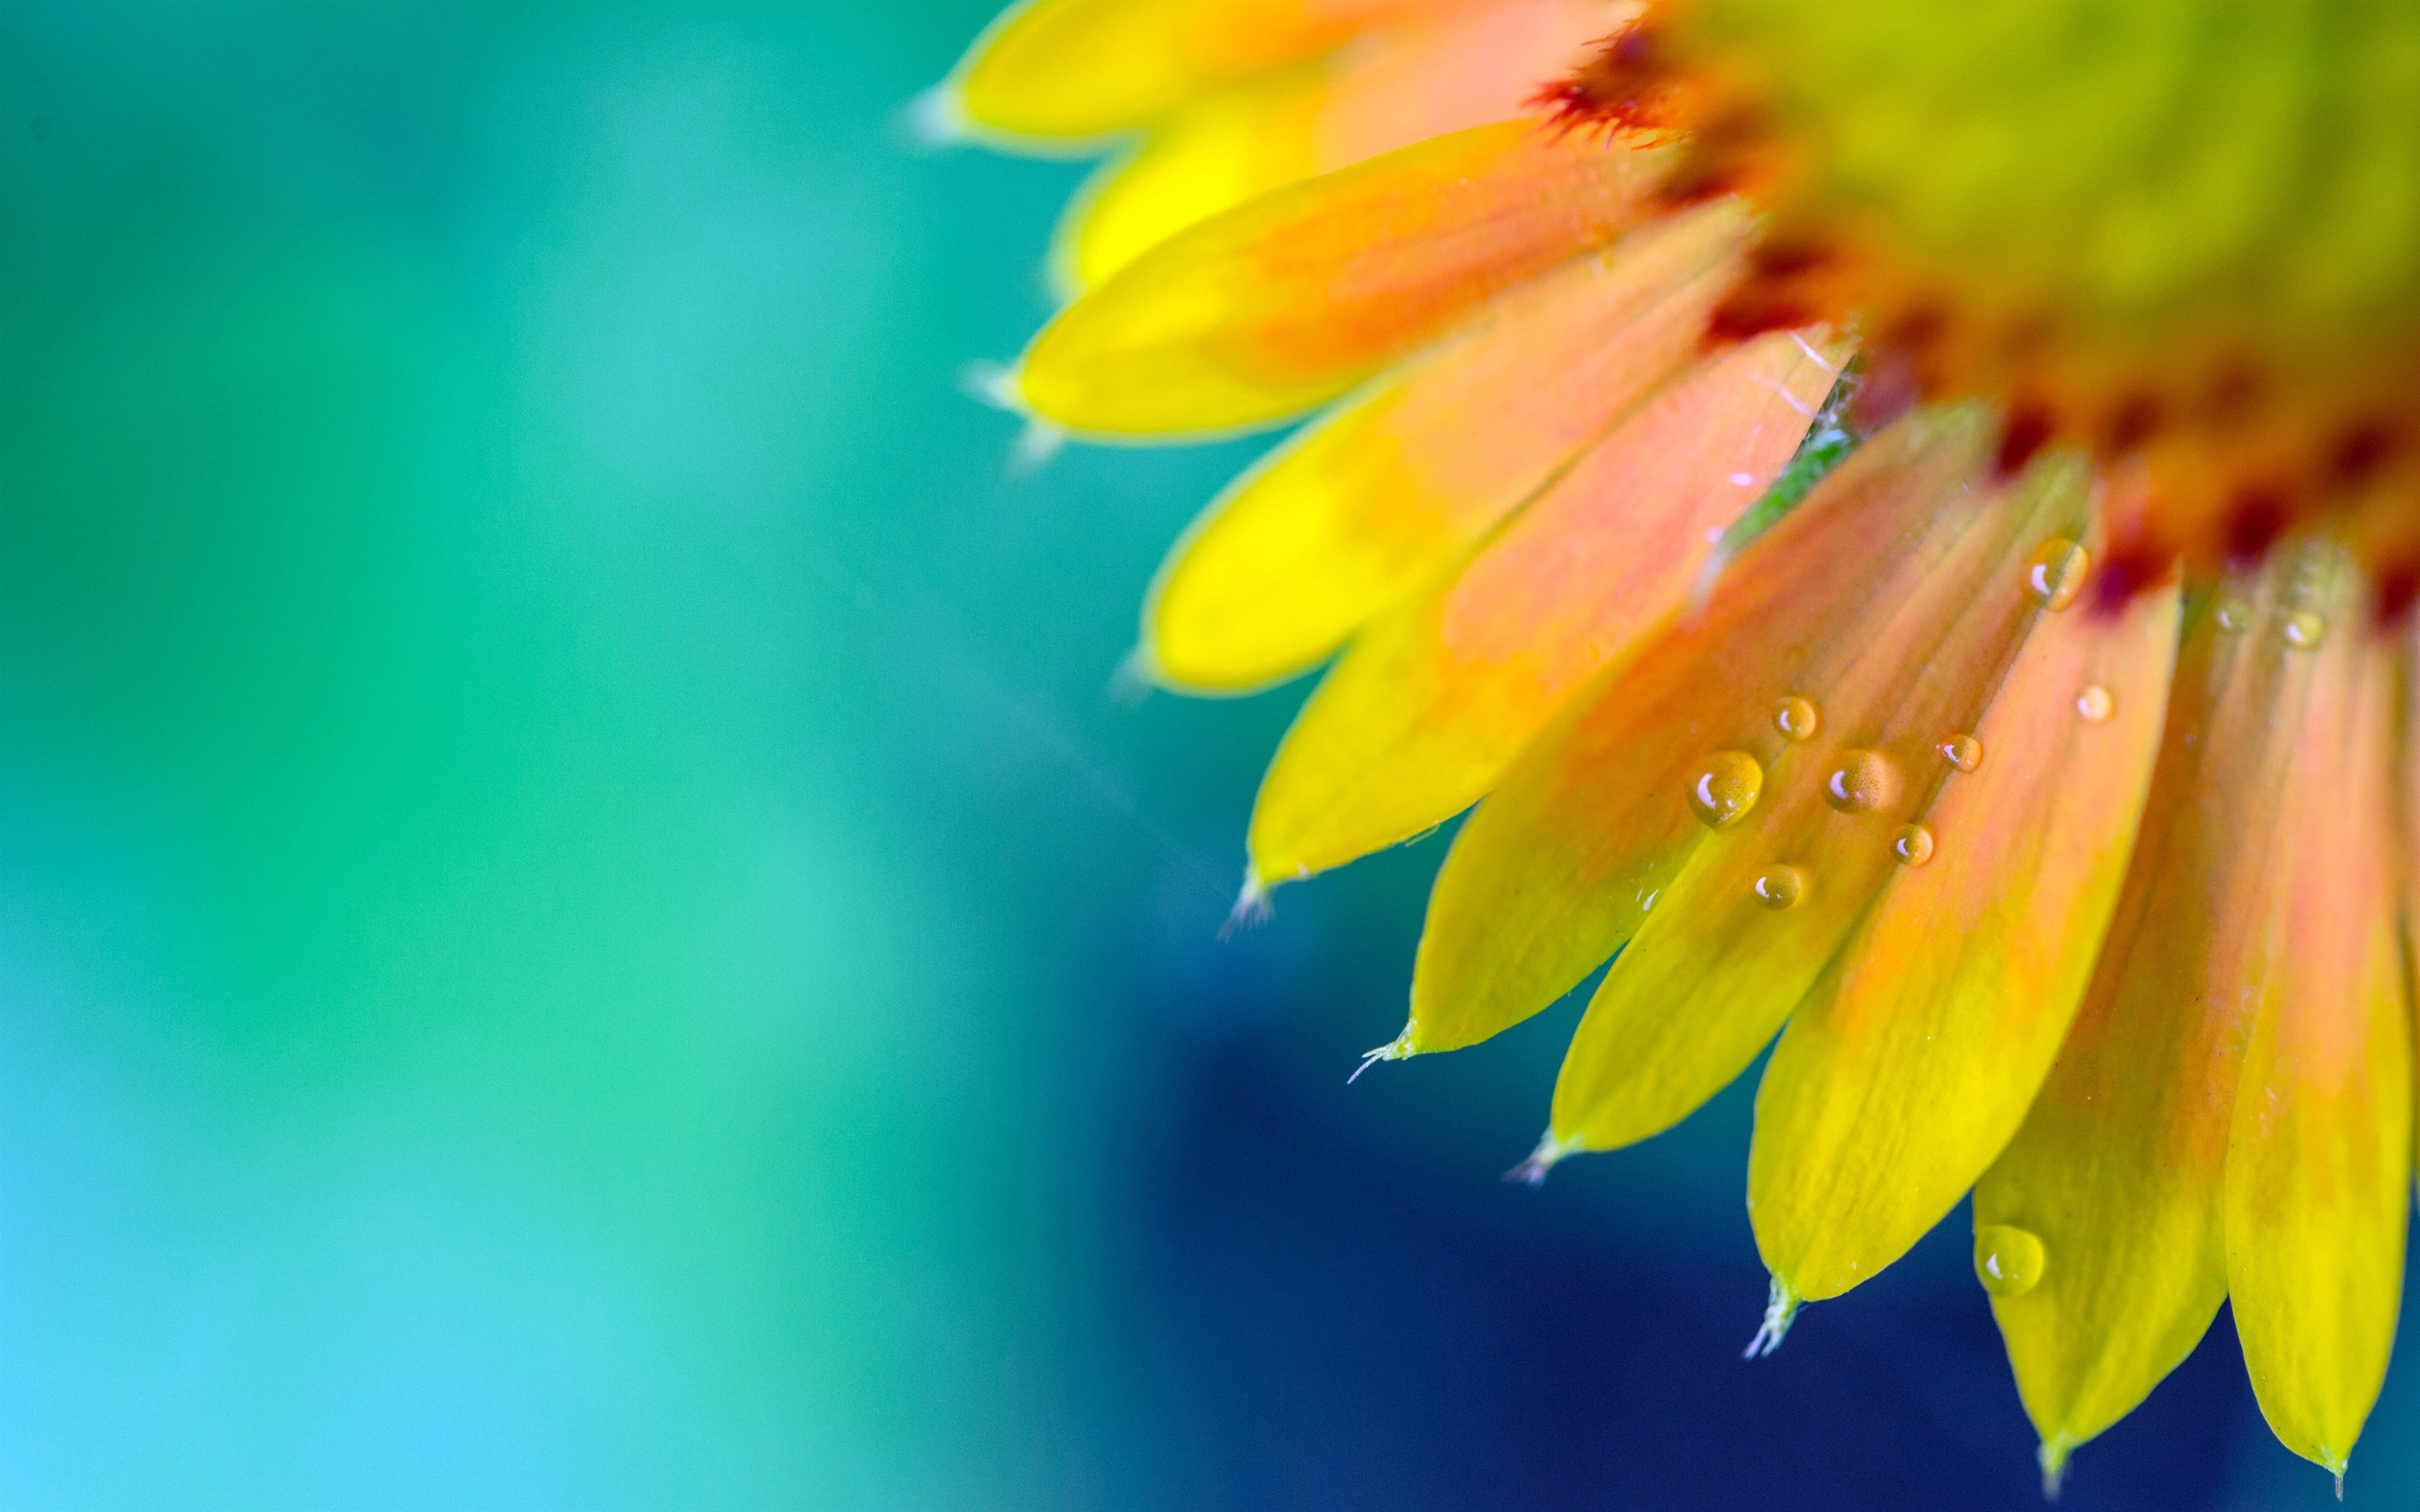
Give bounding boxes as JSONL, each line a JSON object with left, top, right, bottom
{"left": 1246, "top": 326, "right": 1842, "bottom": 880}
{"left": 1401, "top": 406, "right": 2000, "bottom": 1055}
{"left": 1974, "top": 546, "right": 2350, "bottom": 1478}
{"left": 1147, "top": 201, "right": 1756, "bottom": 693}
{"left": 1017, "top": 121, "right": 1674, "bottom": 435}
{"left": 1747, "top": 564, "right": 2179, "bottom": 1303}
{"left": 1057, "top": 0, "right": 1617, "bottom": 292}
{"left": 1546, "top": 456, "right": 2107, "bottom": 1154}
{"left": 2226, "top": 584, "right": 2410, "bottom": 1478}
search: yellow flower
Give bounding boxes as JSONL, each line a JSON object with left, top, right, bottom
{"left": 935, "top": 0, "right": 2420, "bottom": 1492}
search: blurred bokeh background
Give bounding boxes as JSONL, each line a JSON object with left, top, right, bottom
{"left": 0, "top": 3, "right": 2414, "bottom": 1507}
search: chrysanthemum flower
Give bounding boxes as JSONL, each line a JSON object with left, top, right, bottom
{"left": 933, "top": 0, "right": 2420, "bottom": 1492}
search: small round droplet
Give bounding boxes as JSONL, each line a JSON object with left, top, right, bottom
{"left": 1938, "top": 734, "right": 1984, "bottom": 773}
{"left": 1751, "top": 866, "right": 1806, "bottom": 910}
{"left": 2282, "top": 609, "right": 2326, "bottom": 650}
{"left": 2022, "top": 537, "right": 2090, "bottom": 611}
{"left": 2214, "top": 598, "right": 2251, "bottom": 633}
{"left": 1687, "top": 751, "right": 1765, "bottom": 830}
{"left": 1773, "top": 696, "right": 1821, "bottom": 743}
{"left": 1974, "top": 1225, "right": 2048, "bottom": 1298}
{"left": 1824, "top": 748, "right": 1896, "bottom": 813}
{"left": 1892, "top": 824, "right": 1935, "bottom": 866}
{"left": 2075, "top": 685, "right": 2114, "bottom": 723}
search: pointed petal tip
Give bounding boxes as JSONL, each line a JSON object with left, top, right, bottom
{"left": 898, "top": 83, "right": 969, "bottom": 151}
{"left": 1742, "top": 1275, "right": 1801, "bottom": 1360}
{"left": 1007, "top": 418, "right": 1067, "bottom": 476}
{"left": 1502, "top": 1128, "right": 1581, "bottom": 1187}
{"left": 957, "top": 360, "right": 1030, "bottom": 416}
{"left": 2037, "top": 1437, "right": 2073, "bottom": 1502}
{"left": 1349, "top": 1029, "right": 1412, "bottom": 1085}
{"left": 1107, "top": 648, "right": 1158, "bottom": 707}
{"left": 1218, "top": 869, "right": 1271, "bottom": 941}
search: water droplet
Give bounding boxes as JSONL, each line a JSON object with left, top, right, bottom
{"left": 1824, "top": 748, "right": 1896, "bottom": 813}
{"left": 2214, "top": 597, "right": 2251, "bottom": 632}
{"left": 1637, "top": 888, "right": 1659, "bottom": 914}
{"left": 1751, "top": 866, "right": 1806, "bottom": 910}
{"left": 2075, "top": 685, "right": 2114, "bottom": 723}
{"left": 1773, "top": 696, "right": 1821, "bottom": 743}
{"left": 2283, "top": 609, "right": 2326, "bottom": 650}
{"left": 1974, "top": 1225, "right": 2048, "bottom": 1297}
{"left": 1687, "top": 751, "right": 1765, "bottom": 830}
{"left": 1938, "top": 734, "right": 1984, "bottom": 773}
{"left": 2022, "top": 537, "right": 2090, "bottom": 611}
{"left": 1892, "top": 824, "right": 1935, "bottom": 866}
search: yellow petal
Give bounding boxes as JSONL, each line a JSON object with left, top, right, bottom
{"left": 1147, "top": 201, "right": 1755, "bottom": 694}
{"left": 950, "top": 0, "right": 1516, "bottom": 143}
{"left": 952, "top": 0, "right": 1205, "bottom": 142}
{"left": 1973, "top": 546, "right": 2344, "bottom": 1479}
{"left": 1548, "top": 455, "right": 2104, "bottom": 1154}
{"left": 1017, "top": 121, "right": 1673, "bottom": 435}
{"left": 1247, "top": 327, "right": 1841, "bottom": 879}
{"left": 1056, "top": 0, "right": 1615, "bottom": 292}
{"left": 1402, "top": 406, "right": 1997, "bottom": 1055}
{"left": 1747, "top": 564, "right": 2179, "bottom": 1303}
{"left": 2225, "top": 575, "right": 2410, "bottom": 1479}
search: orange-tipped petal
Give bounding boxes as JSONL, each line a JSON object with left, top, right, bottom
{"left": 1246, "top": 326, "right": 1842, "bottom": 879}
{"left": 1056, "top": 0, "right": 1617, "bottom": 292}
{"left": 1546, "top": 455, "right": 2105, "bottom": 1154}
{"left": 1401, "top": 406, "right": 1998, "bottom": 1055}
{"left": 1016, "top": 121, "right": 1673, "bottom": 435}
{"left": 1146, "top": 202, "right": 1755, "bottom": 694}
{"left": 2226, "top": 581, "right": 2410, "bottom": 1478}
{"left": 1748, "top": 564, "right": 2179, "bottom": 1303}
{"left": 1974, "top": 546, "right": 2349, "bottom": 1474}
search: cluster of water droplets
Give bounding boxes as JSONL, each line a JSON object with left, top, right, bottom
{"left": 1672, "top": 534, "right": 2129, "bottom": 918}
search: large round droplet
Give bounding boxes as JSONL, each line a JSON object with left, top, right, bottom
{"left": 1938, "top": 734, "right": 1984, "bottom": 773}
{"left": 1773, "top": 696, "right": 1821, "bottom": 743}
{"left": 1892, "top": 824, "right": 1935, "bottom": 866}
{"left": 2022, "top": 538, "right": 2090, "bottom": 611}
{"left": 1974, "top": 1225, "right": 2048, "bottom": 1298}
{"left": 2075, "top": 685, "right": 2114, "bottom": 723}
{"left": 2283, "top": 609, "right": 2327, "bottom": 650}
{"left": 1751, "top": 866, "right": 1806, "bottom": 910}
{"left": 1687, "top": 751, "right": 1765, "bottom": 830}
{"left": 1824, "top": 748, "right": 1896, "bottom": 813}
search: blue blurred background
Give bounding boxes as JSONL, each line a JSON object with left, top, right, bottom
{"left": 0, "top": 3, "right": 2414, "bottom": 1507}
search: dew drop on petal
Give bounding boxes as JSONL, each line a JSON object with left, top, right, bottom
{"left": 2075, "top": 685, "right": 2114, "bottom": 723}
{"left": 1974, "top": 1225, "right": 2048, "bottom": 1297}
{"left": 2022, "top": 537, "right": 2090, "bottom": 611}
{"left": 1773, "top": 696, "right": 1821, "bottom": 742}
{"left": 2215, "top": 597, "right": 2251, "bottom": 632}
{"left": 1824, "top": 748, "right": 1896, "bottom": 812}
{"left": 1688, "top": 751, "right": 1765, "bottom": 830}
{"left": 2283, "top": 609, "right": 2326, "bottom": 650}
{"left": 1892, "top": 824, "right": 1935, "bottom": 866}
{"left": 1751, "top": 866, "right": 1806, "bottom": 910}
{"left": 1938, "top": 733, "right": 1984, "bottom": 772}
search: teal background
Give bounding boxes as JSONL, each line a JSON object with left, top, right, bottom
{"left": 0, "top": 3, "right": 2414, "bottom": 1508}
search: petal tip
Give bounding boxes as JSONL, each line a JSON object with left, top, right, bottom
{"left": 1219, "top": 868, "right": 1272, "bottom": 941}
{"left": 1743, "top": 1274, "right": 1801, "bottom": 1360}
{"left": 899, "top": 83, "right": 969, "bottom": 151}
{"left": 2037, "top": 1436, "right": 2074, "bottom": 1502}
{"left": 1502, "top": 1128, "right": 1581, "bottom": 1187}
{"left": 1349, "top": 1028, "right": 1413, "bottom": 1084}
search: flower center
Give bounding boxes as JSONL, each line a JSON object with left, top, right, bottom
{"left": 1550, "top": 1, "right": 2420, "bottom": 594}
